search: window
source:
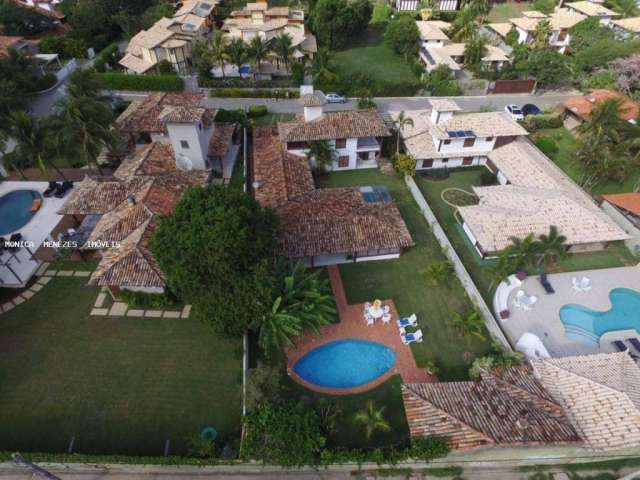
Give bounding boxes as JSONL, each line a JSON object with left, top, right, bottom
{"left": 441, "top": 158, "right": 449, "bottom": 163}
{"left": 287, "top": 141, "right": 308, "bottom": 150}
{"left": 463, "top": 137, "right": 475, "bottom": 147}
{"left": 443, "top": 139, "right": 451, "bottom": 145}
{"left": 462, "top": 157, "right": 473, "bottom": 166}
{"left": 180, "top": 140, "right": 190, "bottom": 149}
{"left": 338, "top": 155, "right": 349, "bottom": 167}
{"left": 335, "top": 138, "right": 347, "bottom": 149}
{"left": 486, "top": 136, "right": 494, "bottom": 142}
{"left": 422, "top": 159, "right": 433, "bottom": 168}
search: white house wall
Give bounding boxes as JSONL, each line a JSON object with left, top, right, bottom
{"left": 438, "top": 136, "right": 497, "bottom": 155}
{"left": 416, "top": 155, "right": 485, "bottom": 170}
{"left": 287, "top": 137, "right": 381, "bottom": 171}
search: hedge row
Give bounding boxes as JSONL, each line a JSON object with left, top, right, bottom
{"left": 0, "top": 451, "right": 233, "bottom": 466}
{"left": 209, "top": 88, "right": 299, "bottom": 99}
{"left": 199, "top": 77, "right": 294, "bottom": 89}
{"left": 94, "top": 73, "right": 184, "bottom": 92}
{"left": 522, "top": 112, "right": 563, "bottom": 132}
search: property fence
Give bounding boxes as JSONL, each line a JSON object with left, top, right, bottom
{"left": 404, "top": 175, "right": 512, "bottom": 350}
{"left": 487, "top": 79, "right": 537, "bottom": 95}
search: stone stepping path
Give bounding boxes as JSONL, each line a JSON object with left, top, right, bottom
{"left": 1, "top": 262, "right": 191, "bottom": 319}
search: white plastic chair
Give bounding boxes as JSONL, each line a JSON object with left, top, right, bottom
{"left": 383, "top": 305, "right": 390, "bottom": 314}
{"left": 366, "top": 317, "right": 375, "bottom": 327}
{"left": 382, "top": 314, "right": 391, "bottom": 324}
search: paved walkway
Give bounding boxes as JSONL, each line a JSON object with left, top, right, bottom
{"left": 286, "top": 266, "right": 435, "bottom": 395}
{"left": 0, "top": 262, "right": 192, "bottom": 319}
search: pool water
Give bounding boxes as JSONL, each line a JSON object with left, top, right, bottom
{"left": 0, "top": 190, "right": 42, "bottom": 236}
{"left": 560, "top": 288, "right": 640, "bottom": 346}
{"left": 293, "top": 339, "right": 396, "bottom": 389}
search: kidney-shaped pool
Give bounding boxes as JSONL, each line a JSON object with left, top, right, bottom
{"left": 293, "top": 339, "right": 396, "bottom": 389}
{"left": 0, "top": 189, "right": 42, "bottom": 236}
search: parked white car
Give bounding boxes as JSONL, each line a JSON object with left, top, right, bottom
{"left": 325, "top": 93, "right": 347, "bottom": 103}
{"left": 504, "top": 104, "right": 524, "bottom": 122}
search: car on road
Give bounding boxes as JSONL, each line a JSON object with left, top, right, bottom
{"left": 325, "top": 93, "right": 347, "bottom": 103}
{"left": 504, "top": 104, "right": 524, "bottom": 122}
{"left": 522, "top": 103, "right": 542, "bottom": 117}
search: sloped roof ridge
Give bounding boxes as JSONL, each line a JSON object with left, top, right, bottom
{"left": 480, "top": 366, "right": 561, "bottom": 409}
{"left": 402, "top": 383, "right": 496, "bottom": 444}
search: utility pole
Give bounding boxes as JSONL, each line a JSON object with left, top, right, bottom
{"left": 11, "top": 453, "right": 63, "bottom": 480}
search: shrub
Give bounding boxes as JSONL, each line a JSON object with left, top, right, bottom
{"left": 209, "top": 88, "right": 299, "bottom": 99}
{"left": 247, "top": 105, "right": 268, "bottom": 117}
{"left": 385, "top": 14, "right": 420, "bottom": 58}
{"left": 120, "top": 290, "right": 180, "bottom": 309}
{"left": 409, "top": 436, "right": 451, "bottom": 461}
{"left": 157, "top": 59, "right": 176, "bottom": 75}
{"left": 480, "top": 170, "right": 497, "bottom": 185}
{"left": 93, "top": 43, "right": 119, "bottom": 73}
{"left": 392, "top": 153, "right": 417, "bottom": 177}
{"left": 215, "top": 108, "right": 247, "bottom": 123}
{"left": 94, "top": 73, "right": 184, "bottom": 91}
{"left": 32, "top": 73, "right": 57, "bottom": 92}
{"left": 534, "top": 136, "right": 559, "bottom": 156}
{"left": 522, "top": 112, "right": 563, "bottom": 132}
{"left": 581, "top": 69, "right": 617, "bottom": 91}
{"left": 39, "top": 35, "right": 87, "bottom": 58}
{"left": 574, "top": 39, "right": 640, "bottom": 73}
{"left": 533, "top": 0, "right": 555, "bottom": 14}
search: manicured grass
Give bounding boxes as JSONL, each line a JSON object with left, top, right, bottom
{"left": 416, "top": 168, "right": 638, "bottom": 301}
{"left": 287, "top": 374, "right": 410, "bottom": 449}
{"left": 48, "top": 259, "right": 99, "bottom": 271}
{"left": 318, "top": 169, "right": 493, "bottom": 381}
{"left": 251, "top": 113, "right": 296, "bottom": 127}
{"left": 487, "top": 1, "right": 532, "bottom": 22}
{"left": 536, "top": 127, "right": 640, "bottom": 197}
{"left": 0, "top": 276, "right": 242, "bottom": 456}
{"left": 334, "top": 23, "right": 417, "bottom": 86}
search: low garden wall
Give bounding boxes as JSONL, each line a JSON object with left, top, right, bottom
{"left": 404, "top": 175, "right": 512, "bottom": 350}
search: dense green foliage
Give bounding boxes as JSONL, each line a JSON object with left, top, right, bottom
{"left": 574, "top": 39, "right": 640, "bottom": 73}
{"left": 0, "top": 0, "right": 56, "bottom": 35}
{"left": 534, "top": 136, "right": 559, "bottom": 156}
{"left": 209, "top": 88, "right": 298, "bottom": 98}
{"left": 120, "top": 290, "right": 180, "bottom": 309}
{"left": 392, "top": 153, "right": 417, "bottom": 177}
{"left": 39, "top": 35, "right": 88, "bottom": 59}
{"left": 151, "top": 186, "right": 280, "bottom": 337}
{"left": 384, "top": 15, "right": 420, "bottom": 58}
{"left": 95, "top": 72, "right": 184, "bottom": 91}
{"left": 423, "top": 65, "right": 462, "bottom": 95}
{"left": 522, "top": 112, "right": 563, "bottom": 132}
{"left": 93, "top": 43, "right": 121, "bottom": 72}
{"left": 533, "top": 0, "right": 555, "bottom": 14}
{"left": 310, "top": 0, "right": 372, "bottom": 49}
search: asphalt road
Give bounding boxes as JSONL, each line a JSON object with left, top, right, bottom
{"left": 115, "top": 91, "right": 577, "bottom": 115}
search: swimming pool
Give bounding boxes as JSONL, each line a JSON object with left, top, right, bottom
{"left": 0, "top": 189, "right": 42, "bottom": 236}
{"left": 560, "top": 288, "right": 640, "bottom": 346}
{"left": 293, "top": 339, "right": 396, "bottom": 389}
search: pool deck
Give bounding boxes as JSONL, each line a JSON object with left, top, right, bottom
{"left": 0, "top": 181, "right": 71, "bottom": 287}
{"left": 286, "top": 265, "right": 435, "bottom": 395}
{"left": 501, "top": 265, "right": 640, "bottom": 357}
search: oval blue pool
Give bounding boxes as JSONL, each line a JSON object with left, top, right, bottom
{"left": 560, "top": 288, "right": 640, "bottom": 346}
{"left": 293, "top": 339, "right": 396, "bottom": 389}
{"left": 0, "top": 189, "right": 42, "bottom": 236}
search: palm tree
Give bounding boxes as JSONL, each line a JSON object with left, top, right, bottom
{"left": 446, "top": 310, "right": 487, "bottom": 341}
{"left": 273, "top": 33, "right": 295, "bottom": 74}
{"left": 394, "top": 111, "right": 414, "bottom": 154}
{"left": 536, "top": 225, "right": 567, "bottom": 267}
{"left": 487, "top": 252, "right": 517, "bottom": 289}
{"left": 306, "top": 140, "right": 337, "bottom": 174}
{"left": 533, "top": 20, "right": 551, "bottom": 50}
{"left": 451, "top": 7, "right": 482, "bottom": 41}
{"left": 463, "top": 34, "right": 488, "bottom": 73}
{"left": 577, "top": 98, "right": 629, "bottom": 144}
{"left": 466, "top": 0, "right": 490, "bottom": 17}
{"left": 506, "top": 233, "right": 540, "bottom": 271}
{"left": 312, "top": 48, "right": 338, "bottom": 84}
{"left": 425, "top": 260, "right": 453, "bottom": 286}
{"left": 251, "top": 261, "right": 335, "bottom": 356}
{"left": 353, "top": 400, "right": 391, "bottom": 440}
{"left": 67, "top": 69, "right": 107, "bottom": 100}
{"left": 610, "top": 0, "right": 639, "bottom": 17}
{"left": 226, "top": 37, "right": 247, "bottom": 75}
{"left": 203, "top": 31, "right": 230, "bottom": 79}
{"left": 8, "top": 111, "right": 65, "bottom": 180}
{"left": 247, "top": 35, "right": 271, "bottom": 78}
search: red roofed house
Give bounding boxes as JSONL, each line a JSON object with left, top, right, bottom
{"left": 252, "top": 125, "right": 413, "bottom": 267}
{"left": 562, "top": 89, "right": 639, "bottom": 130}
{"left": 601, "top": 192, "right": 640, "bottom": 254}
{"left": 0, "top": 35, "right": 35, "bottom": 57}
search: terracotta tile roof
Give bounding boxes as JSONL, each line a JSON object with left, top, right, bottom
{"left": 0, "top": 35, "right": 24, "bottom": 56}
{"left": 159, "top": 106, "right": 209, "bottom": 124}
{"left": 252, "top": 127, "right": 413, "bottom": 259}
{"left": 563, "top": 89, "right": 640, "bottom": 122}
{"left": 612, "top": 17, "right": 640, "bottom": 32}
{"left": 402, "top": 365, "right": 580, "bottom": 450}
{"left": 116, "top": 93, "right": 205, "bottom": 134}
{"left": 62, "top": 143, "right": 208, "bottom": 288}
{"left": 278, "top": 111, "right": 391, "bottom": 143}
{"left": 602, "top": 192, "right": 640, "bottom": 216}
{"left": 208, "top": 124, "right": 236, "bottom": 158}
{"left": 531, "top": 352, "right": 640, "bottom": 451}
{"left": 458, "top": 138, "right": 628, "bottom": 252}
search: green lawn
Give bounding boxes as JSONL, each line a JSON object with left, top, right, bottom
{"left": 487, "top": 1, "right": 532, "bottom": 22}
{"left": 416, "top": 168, "right": 638, "bottom": 301}
{"left": 287, "top": 375, "right": 409, "bottom": 449}
{"left": 251, "top": 113, "right": 296, "bottom": 127}
{"left": 318, "top": 169, "right": 493, "bottom": 381}
{"left": 0, "top": 276, "right": 242, "bottom": 456}
{"left": 334, "top": 23, "right": 417, "bottom": 86}
{"left": 536, "top": 127, "right": 640, "bottom": 197}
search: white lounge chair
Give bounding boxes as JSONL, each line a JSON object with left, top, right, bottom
{"left": 401, "top": 329, "right": 423, "bottom": 345}
{"left": 397, "top": 314, "right": 417, "bottom": 328}
{"left": 572, "top": 277, "right": 583, "bottom": 292}
{"left": 580, "top": 277, "right": 592, "bottom": 291}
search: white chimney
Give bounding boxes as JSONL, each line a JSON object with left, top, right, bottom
{"left": 429, "top": 99, "right": 461, "bottom": 125}
{"left": 302, "top": 93, "right": 325, "bottom": 122}
{"left": 161, "top": 106, "right": 213, "bottom": 170}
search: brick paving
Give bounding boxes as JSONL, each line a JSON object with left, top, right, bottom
{"left": 286, "top": 265, "right": 436, "bottom": 395}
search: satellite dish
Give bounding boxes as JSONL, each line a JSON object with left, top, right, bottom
{"left": 176, "top": 153, "right": 193, "bottom": 171}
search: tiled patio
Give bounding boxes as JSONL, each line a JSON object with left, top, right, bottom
{"left": 286, "top": 265, "right": 435, "bottom": 395}
{"left": 501, "top": 265, "right": 640, "bottom": 357}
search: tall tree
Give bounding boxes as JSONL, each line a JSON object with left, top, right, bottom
{"left": 226, "top": 37, "right": 247, "bottom": 74}
{"left": 536, "top": 225, "right": 567, "bottom": 267}
{"left": 353, "top": 400, "right": 391, "bottom": 440}
{"left": 506, "top": 233, "right": 539, "bottom": 270}
{"left": 273, "top": 33, "right": 295, "bottom": 73}
{"left": 306, "top": 140, "right": 337, "bottom": 173}
{"left": 394, "top": 111, "right": 414, "bottom": 154}
{"left": 247, "top": 35, "right": 271, "bottom": 78}
{"left": 204, "top": 31, "right": 231, "bottom": 78}
{"left": 312, "top": 48, "right": 338, "bottom": 85}
{"left": 463, "top": 34, "right": 488, "bottom": 73}
{"left": 609, "top": 0, "right": 639, "bottom": 17}
{"left": 532, "top": 19, "right": 552, "bottom": 50}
